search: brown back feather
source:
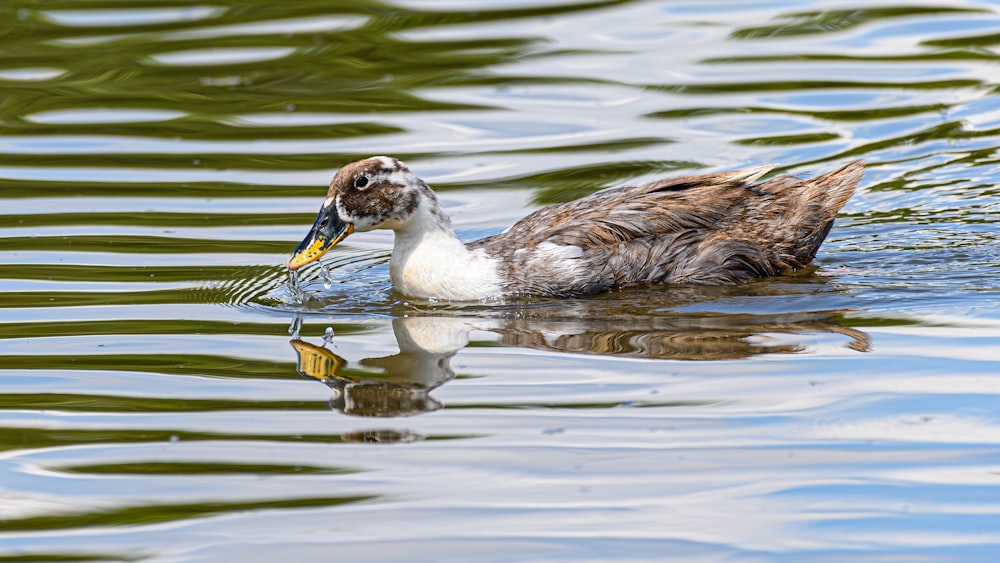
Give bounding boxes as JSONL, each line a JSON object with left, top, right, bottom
{"left": 469, "top": 160, "right": 864, "bottom": 296}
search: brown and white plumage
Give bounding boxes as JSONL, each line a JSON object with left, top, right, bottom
{"left": 286, "top": 157, "right": 863, "bottom": 300}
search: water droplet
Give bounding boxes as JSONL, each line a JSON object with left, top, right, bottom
{"left": 288, "top": 314, "right": 302, "bottom": 340}
{"left": 319, "top": 262, "right": 334, "bottom": 290}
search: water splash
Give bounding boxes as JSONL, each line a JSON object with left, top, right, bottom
{"left": 286, "top": 269, "right": 306, "bottom": 302}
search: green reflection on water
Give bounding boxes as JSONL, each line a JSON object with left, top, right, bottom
{"left": 0, "top": 353, "right": 291, "bottom": 378}
{"left": 507, "top": 160, "right": 702, "bottom": 205}
{"left": 731, "top": 6, "right": 989, "bottom": 40}
{"left": 0, "top": 179, "right": 321, "bottom": 199}
{"left": 0, "top": 393, "right": 323, "bottom": 413}
{"left": 0, "top": 235, "right": 290, "bottom": 254}
{"left": 649, "top": 104, "right": 951, "bottom": 122}
{"left": 0, "top": 554, "right": 142, "bottom": 562}
{"left": 0, "top": 212, "right": 312, "bottom": 229}
{"left": 646, "top": 78, "right": 983, "bottom": 95}
{"left": 735, "top": 132, "right": 841, "bottom": 146}
{"left": 1, "top": 264, "right": 273, "bottom": 283}
{"left": 0, "top": 289, "right": 209, "bottom": 308}
{"left": 0, "top": 427, "right": 472, "bottom": 454}
{"left": 7, "top": 120, "right": 405, "bottom": 141}
{"left": 0, "top": 319, "right": 369, "bottom": 339}
{"left": 58, "top": 461, "right": 355, "bottom": 475}
{"left": 0, "top": 0, "right": 632, "bottom": 138}
{"left": 0, "top": 494, "right": 375, "bottom": 532}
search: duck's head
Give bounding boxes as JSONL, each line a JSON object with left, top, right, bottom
{"left": 286, "top": 156, "right": 428, "bottom": 271}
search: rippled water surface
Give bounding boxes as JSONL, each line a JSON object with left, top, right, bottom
{"left": 3, "top": 0, "right": 1000, "bottom": 560}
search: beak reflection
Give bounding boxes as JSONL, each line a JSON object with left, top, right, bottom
{"left": 286, "top": 205, "right": 353, "bottom": 271}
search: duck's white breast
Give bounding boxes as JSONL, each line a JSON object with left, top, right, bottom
{"left": 390, "top": 229, "right": 504, "bottom": 300}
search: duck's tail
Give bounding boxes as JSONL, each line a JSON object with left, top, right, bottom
{"left": 791, "top": 159, "right": 865, "bottom": 264}
{"left": 802, "top": 159, "right": 864, "bottom": 219}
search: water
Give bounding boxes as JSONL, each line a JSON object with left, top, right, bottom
{"left": 2, "top": 0, "right": 1000, "bottom": 560}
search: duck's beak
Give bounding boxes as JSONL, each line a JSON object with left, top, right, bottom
{"left": 285, "top": 204, "right": 354, "bottom": 271}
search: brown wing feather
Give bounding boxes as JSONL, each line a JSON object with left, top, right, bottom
{"left": 495, "top": 165, "right": 775, "bottom": 248}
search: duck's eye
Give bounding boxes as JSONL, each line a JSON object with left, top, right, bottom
{"left": 354, "top": 175, "right": 369, "bottom": 188}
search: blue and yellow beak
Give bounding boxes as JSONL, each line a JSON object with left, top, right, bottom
{"left": 286, "top": 205, "right": 354, "bottom": 270}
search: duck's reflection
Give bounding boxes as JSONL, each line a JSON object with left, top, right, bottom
{"left": 291, "top": 314, "right": 870, "bottom": 418}
{"left": 499, "top": 313, "right": 872, "bottom": 359}
{"left": 291, "top": 318, "right": 472, "bottom": 417}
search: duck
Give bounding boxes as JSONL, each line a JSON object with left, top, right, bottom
{"left": 286, "top": 156, "right": 863, "bottom": 300}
